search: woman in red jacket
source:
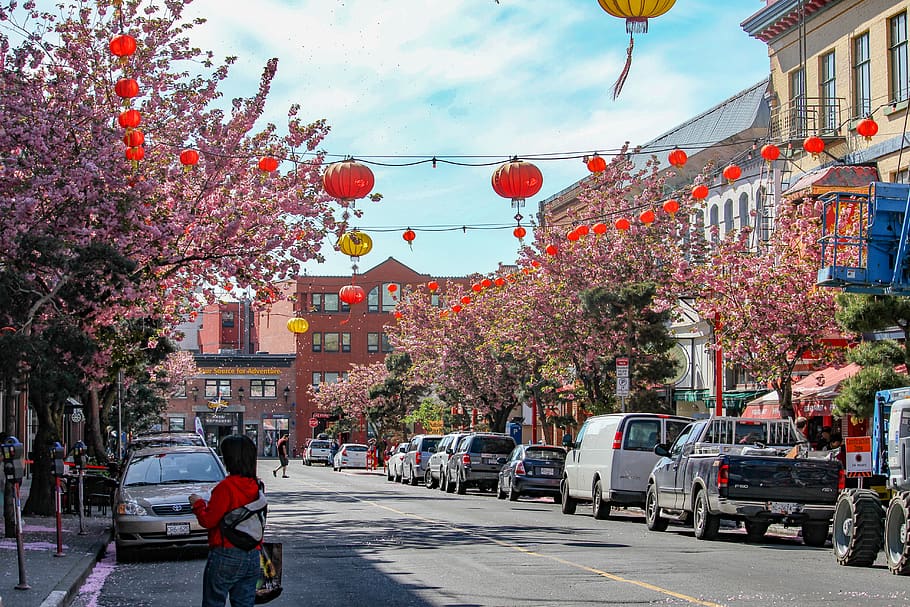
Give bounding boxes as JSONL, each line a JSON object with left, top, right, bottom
{"left": 189, "top": 435, "right": 262, "bottom": 607}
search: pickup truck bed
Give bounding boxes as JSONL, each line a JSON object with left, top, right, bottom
{"left": 646, "top": 418, "right": 843, "bottom": 546}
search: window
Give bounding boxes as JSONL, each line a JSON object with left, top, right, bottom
{"left": 381, "top": 333, "right": 393, "bottom": 353}
{"left": 738, "top": 193, "right": 750, "bottom": 230}
{"left": 311, "top": 293, "right": 322, "bottom": 313}
{"left": 323, "top": 293, "right": 339, "bottom": 313}
{"left": 367, "top": 332, "right": 379, "bottom": 353}
{"left": 341, "top": 332, "right": 351, "bottom": 352}
{"left": 204, "top": 379, "right": 231, "bottom": 399}
{"left": 168, "top": 417, "right": 186, "bottom": 431}
{"left": 789, "top": 67, "right": 806, "bottom": 136}
{"left": 221, "top": 311, "right": 235, "bottom": 328}
{"left": 324, "top": 372, "right": 340, "bottom": 384}
{"left": 891, "top": 12, "right": 909, "bottom": 104}
{"left": 311, "top": 372, "right": 322, "bottom": 389}
{"left": 312, "top": 333, "right": 322, "bottom": 352}
{"left": 431, "top": 293, "right": 440, "bottom": 307}
{"left": 723, "top": 199, "right": 734, "bottom": 234}
{"left": 250, "top": 379, "right": 277, "bottom": 398}
{"left": 174, "top": 382, "right": 187, "bottom": 398}
{"left": 324, "top": 332, "right": 340, "bottom": 352}
{"left": 854, "top": 33, "right": 872, "bottom": 117}
{"left": 819, "top": 51, "right": 837, "bottom": 132}
{"left": 382, "top": 283, "right": 399, "bottom": 312}
{"left": 368, "top": 286, "right": 380, "bottom": 313}
{"left": 623, "top": 419, "right": 661, "bottom": 451}
{"left": 896, "top": 168, "right": 910, "bottom": 183}
{"left": 669, "top": 424, "right": 695, "bottom": 457}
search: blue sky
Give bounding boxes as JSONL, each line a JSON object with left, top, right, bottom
{"left": 184, "top": 0, "right": 771, "bottom": 278}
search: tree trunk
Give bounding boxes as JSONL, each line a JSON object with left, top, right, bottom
{"left": 85, "top": 389, "right": 108, "bottom": 464}
{"left": 22, "top": 399, "right": 60, "bottom": 516}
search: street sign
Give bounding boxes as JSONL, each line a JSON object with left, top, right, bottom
{"left": 308, "top": 418, "right": 319, "bottom": 428}
{"left": 616, "top": 357, "right": 629, "bottom": 378}
{"left": 616, "top": 376, "right": 630, "bottom": 397}
{"left": 845, "top": 436, "right": 872, "bottom": 477}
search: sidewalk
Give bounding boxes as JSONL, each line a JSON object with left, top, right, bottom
{"left": 0, "top": 479, "right": 112, "bottom": 607}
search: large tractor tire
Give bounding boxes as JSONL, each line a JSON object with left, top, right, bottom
{"left": 884, "top": 492, "right": 910, "bottom": 575}
{"left": 832, "top": 489, "right": 883, "bottom": 567}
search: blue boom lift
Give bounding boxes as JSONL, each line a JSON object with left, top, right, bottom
{"left": 817, "top": 183, "right": 910, "bottom": 573}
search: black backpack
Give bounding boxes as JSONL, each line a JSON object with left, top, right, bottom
{"left": 220, "top": 490, "right": 268, "bottom": 551}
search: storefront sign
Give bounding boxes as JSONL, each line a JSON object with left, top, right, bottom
{"left": 845, "top": 436, "right": 872, "bottom": 477}
{"left": 204, "top": 368, "right": 282, "bottom": 376}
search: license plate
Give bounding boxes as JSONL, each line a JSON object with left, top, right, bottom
{"left": 767, "top": 502, "right": 800, "bottom": 515}
{"left": 483, "top": 458, "right": 496, "bottom": 465}
{"left": 166, "top": 522, "right": 191, "bottom": 536}
{"left": 539, "top": 467, "right": 555, "bottom": 476}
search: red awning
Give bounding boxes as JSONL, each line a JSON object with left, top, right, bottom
{"left": 784, "top": 165, "right": 879, "bottom": 199}
{"left": 794, "top": 400, "right": 833, "bottom": 417}
{"left": 740, "top": 402, "right": 783, "bottom": 420}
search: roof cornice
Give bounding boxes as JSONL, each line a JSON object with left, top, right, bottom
{"left": 741, "top": 0, "right": 838, "bottom": 43}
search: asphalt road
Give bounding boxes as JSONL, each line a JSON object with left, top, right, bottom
{"left": 72, "top": 461, "right": 910, "bottom": 607}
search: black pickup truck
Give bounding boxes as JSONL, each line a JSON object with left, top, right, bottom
{"left": 645, "top": 417, "right": 843, "bottom": 546}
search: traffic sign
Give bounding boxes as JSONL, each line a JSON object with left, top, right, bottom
{"left": 845, "top": 436, "right": 872, "bottom": 477}
{"left": 616, "top": 357, "right": 629, "bottom": 378}
{"left": 308, "top": 417, "right": 319, "bottom": 428}
{"left": 616, "top": 376, "right": 630, "bottom": 397}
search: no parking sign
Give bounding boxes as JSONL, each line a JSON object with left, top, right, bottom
{"left": 845, "top": 436, "right": 872, "bottom": 477}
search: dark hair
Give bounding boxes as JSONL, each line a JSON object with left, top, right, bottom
{"left": 829, "top": 433, "right": 843, "bottom": 444}
{"left": 220, "top": 435, "right": 257, "bottom": 478}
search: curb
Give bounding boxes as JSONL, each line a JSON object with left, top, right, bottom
{"left": 40, "top": 526, "right": 112, "bottom": 607}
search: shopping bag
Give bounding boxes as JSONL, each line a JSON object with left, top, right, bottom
{"left": 255, "top": 541, "right": 282, "bottom": 604}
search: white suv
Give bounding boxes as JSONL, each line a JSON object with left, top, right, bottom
{"left": 304, "top": 439, "right": 333, "bottom": 466}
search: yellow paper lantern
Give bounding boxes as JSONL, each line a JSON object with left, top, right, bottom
{"left": 597, "top": 0, "right": 676, "bottom": 28}
{"left": 286, "top": 317, "right": 309, "bottom": 334}
{"left": 337, "top": 230, "right": 373, "bottom": 258}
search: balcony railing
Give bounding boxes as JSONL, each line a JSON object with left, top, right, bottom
{"left": 770, "top": 97, "right": 845, "bottom": 142}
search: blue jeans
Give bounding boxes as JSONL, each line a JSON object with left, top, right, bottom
{"left": 202, "top": 546, "right": 261, "bottom": 607}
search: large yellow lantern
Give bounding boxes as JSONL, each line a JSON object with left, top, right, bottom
{"left": 597, "top": 0, "right": 676, "bottom": 99}
{"left": 286, "top": 317, "right": 309, "bottom": 334}
{"left": 337, "top": 230, "right": 373, "bottom": 258}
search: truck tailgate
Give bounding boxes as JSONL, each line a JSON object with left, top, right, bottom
{"left": 725, "top": 457, "right": 840, "bottom": 504}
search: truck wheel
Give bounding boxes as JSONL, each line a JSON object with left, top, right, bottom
{"left": 560, "top": 478, "right": 577, "bottom": 515}
{"left": 496, "top": 479, "right": 507, "bottom": 500}
{"left": 409, "top": 467, "right": 419, "bottom": 486}
{"left": 645, "top": 484, "right": 668, "bottom": 532}
{"left": 592, "top": 480, "right": 611, "bottom": 520}
{"left": 744, "top": 520, "right": 769, "bottom": 542}
{"left": 386, "top": 466, "right": 394, "bottom": 481}
{"left": 801, "top": 522, "right": 829, "bottom": 547}
{"left": 445, "top": 471, "right": 456, "bottom": 493}
{"left": 885, "top": 492, "right": 910, "bottom": 575}
{"left": 833, "top": 488, "right": 883, "bottom": 566}
{"left": 425, "top": 469, "right": 437, "bottom": 490}
{"left": 439, "top": 470, "right": 448, "bottom": 492}
{"left": 456, "top": 474, "right": 467, "bottom": 495}
{"left": 693, "top": 490, "right": 720, "bottom": 541}
{"left": 508, "top": 483, "right": 520, "bottom": 502}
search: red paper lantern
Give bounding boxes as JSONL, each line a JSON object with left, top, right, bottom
{"left": 615, "top": 218, "right": 631, "bottom": 231}
{"left": 567, "top": 229, "right": 580, "bottom": 242}
{"left": 117, "top": 109, "right": 141, "bottom": 129}
{"left": 576, "top": 225, "right": 590, "bottom": 236}
{"left": 531, "top": 260, "right": 540, "bottom": 268}
{"left": 481, "top": 278, "right": 493, "bottom": 288}
{"left": 513, "top": 226, "right": 527, "bottom": 239}
{"left": 760, "top": 143, "right": 780, "bottom": 162}
{"left": 472, "top": 283, "right": 482, "bottom": 293}
{"left": 803, "top": 136, "right": 825, "bottom": 156}
{"left": 123, "top": 129, "right": 144, "bottom": 147}
{"left": 491, "top": 159, "right": 543, "bottom": 207}
{"left": 427, "top": 281, "right": 439, "bottom": 292}
{"left": 387, "top": 284, "right": 398, "bottom": 293}
{"left": 857, "top": 117, "right": 878, "bottom": 141}
{"left": 452, "top": 304, "right": 462, "bottom": 314}
{"left": 258, "top": 156, "right": 279, "bottom": 172}
{"left": 662, "top": 199, "right": 679, "bottom": 215}
{"left": 402, "top": 228, "right": 416, "bottom": 244}
{"left": 339, "top": 285, "right": 366, "bottom": 305}
{"left": 125, "top": 146, "right": 144, "bottom": 161}
{"left": 394, "top": 311, "right": 402, "bottom": 319}
{"left": 592, "top": 222, "right": 608, "bottom": 235}
{"left": 494, "top": 277, "right": 505, "bottom": 287}
{"left": 639, "top": 209, "right": 656, "bottom": 225}
{"left": 586, "top": 154, "right": 607, "bottom": 173}
{"left": 545, "top": 243, "right": 558, "bottom": 255}
{"left": 115, "top": 78, "right": 139, "bottom": 99}
{"left": 460, "top": 296, "right": 471, "bottom": 305}
{"left": 323, "top": 159, "right": 375, "bottom": 202}
{"left": 722, "top": 164, "right": 742, "bottom": 183}
{"left": 668, "top": 148, "right": 688, "bottom": 168}
{"left": 109, "top": 34, "right": 137, "bottom": 57}
{"left": 692, "top": 184, "right": 709, "bottom": 200}
{"left": 180, "top": 149, "right": 199, "bottom": 167}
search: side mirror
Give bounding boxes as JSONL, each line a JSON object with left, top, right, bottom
{"left": 654, "top": 443, "right": 671, "bottom": 457}
{"left": 446, "top": 447, "right": 454, "bottom": 455}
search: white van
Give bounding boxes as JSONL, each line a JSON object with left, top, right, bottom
{"left": 561, "top": 413, "right": 691, "bottom": 518}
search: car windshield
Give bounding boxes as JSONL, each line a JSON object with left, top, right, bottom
{"left": 130, "top": 434, "right": 205, "bottom": 449}
{"left": 345, "top": 445, "right": 368, "bottom": 452}
{"left": 524, "top": 447, "right": 565, "bottom": 462}
{"left": 469, "top": 437, "right": 515, "bottom": 454}
{"left": 309, "top": 441, "right": 331, "bottom": 449}
{"left": 123, "top": 452, "right": 223, "bottom": 486}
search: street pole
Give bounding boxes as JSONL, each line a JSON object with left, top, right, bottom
{"left": 531, "top": 396, "right": 538, "bottom": 444}
{"left": 714, "top": 312, "right": 723, "bottom": 417}
{"left": 117, "top": 370, "right": 123, "bottom": 460}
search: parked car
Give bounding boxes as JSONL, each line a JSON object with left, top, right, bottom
{"left": 446, "top": 433, "right": 516, "bottom": 494}
{"left": 426, "top": 432, "right": 470, "bottom": 490}
{"left": 561, "top": 413, "right": 692, "bottom": 519}
{"left": 125, "top": 431, "right": 206, "bottom": 459}
{"left": 333, "top": 443, "right": 368, "bottom": 470}
{"left": 497, "top": 444, "right": 566, "bottom": 502}
{"left": 113, "top": 444, "right": 226, "bottom": 562}
{"left": 645, "top": 417, "right": 842, "bottom": 545}
{"left": 385, "top": 442, "right": 409, "bottom": 482}
{"left": 303, "top": 439, "right": 333, "bottom": 466}
{"left": 437, "top": 432, "right": 475, "bottom": 492}
{"left": 402, "top": 434, "right": 443, "bottom": 486}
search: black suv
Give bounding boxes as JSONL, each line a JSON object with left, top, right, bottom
{"left": 446, "top": 433, "right": 516, "bottom": 494}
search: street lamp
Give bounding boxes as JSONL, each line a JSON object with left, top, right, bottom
{"left": 236, "top": 386, "right": 245, "bottom": 402}
{"left": 190, "top": 386, "right": 198, "bottom": 402}
{"left": 283, "top": 386, "right": 290, "bottom": 402}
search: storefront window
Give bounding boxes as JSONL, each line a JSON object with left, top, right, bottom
{"left": 262, "top": 417, "right": 289, "bottom": 457}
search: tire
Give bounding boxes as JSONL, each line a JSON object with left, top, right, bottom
{"left": 456, "top": 473, "right": 467, "bottom": 495}
{"left": 560, "top": 477, "right": 577, "bottom": 515}
{"left": 693, "top": 490, "right": 720, "bottom": 541}
{"left": 744, "top": 520, "right": 770, "bottom": 542}
{"left": 553, "top": 492, "right": 562, "bottom": 505}
{"left": 645, "top": 484, "right": 669, "bottom": 532}
{"left": 833, "top": 488, "right": 883, "bottom": 566}
{"left": 440, "top": 470, "right": 449, "bottom": 492}
{"left": 386, "top": 466, "right": 394, "bottom": 481}
{"left": 445, "top": 471, "right": 456, "bottom": 493}
{"left": 497, "top": 479, "right": 506, "bottom": 500}
{"left": 802, "top": 522, "right": 829, "bottom": 547}
{"left": 592, "top": 480, "right": 611, "bottom": 520}
{"left": 885, "top": 492, "right": 910, "bottom": 575}
{"left": 394, "top": 468, "right": 402, "bottom": 483}
{"left": 508, "top": 482, "right": 520, "bottom": 502}
{"left": 409, "top": 467, "right": 419, "bottom": 486}
{"left": 425, "top": 469, "right": 438, "bottom": 490}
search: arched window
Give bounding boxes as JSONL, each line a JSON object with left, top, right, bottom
{"left": 739, "top": 193, "right": 750, "bottom": 230}
{"left": 381, "top": 283, "right": 399, "bottom": 313}
{"left": 367, "top": 286, "right": 379, "bottom": 313}
{"left": 723, "top": 199, "right": 734, "bottom": 234}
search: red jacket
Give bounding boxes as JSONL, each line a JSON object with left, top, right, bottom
{"left": 192, "top": 474, "right": 262, "bottom": 549}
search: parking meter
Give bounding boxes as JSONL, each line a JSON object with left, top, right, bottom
{"left": 51, "top": 441, "right": 66, "bottom": 477}
{"left": 2, "top": 436, "right": 25, "bottom": 482}
{"left": 72, "top": 440, "right": 87, "bottom": 471}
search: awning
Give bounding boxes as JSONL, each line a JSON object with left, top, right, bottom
{"left": 723, "top": 390, "right": 770, "bottom": 415}
{"left": 740, "top": 401, "right": 784, "bottom": 420}
{"left": 794, "top": 400, "right": 833, "bottom": 417}
{"left": 783, "top": 165, "right": 879, "bottom": 200}
{"left": 674, "top": 389, "right": 711, "bottom": 402}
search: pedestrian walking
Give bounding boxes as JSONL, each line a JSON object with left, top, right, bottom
{"left": 272, "top": 434, "right": 289, "bottom": 478}
{"left": 189, "top": 435, "right": 263, "bottom": 607}
{"left": 329, "top": 437, "right": 340, "bottom": 469}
